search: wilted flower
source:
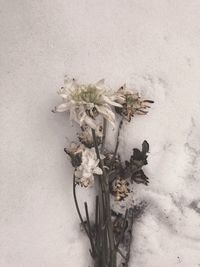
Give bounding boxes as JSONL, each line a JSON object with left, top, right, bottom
{"left": 115, "top": 85, "right": 154, "bottom": 122}
{"left": 78, "top": 124, "right": 103, "bottom": 148}
{"left": 53, "top": 77, "right": 122, "bottom": 129}
{"left": 104, "top": 152, "right": 121, "bottom": 171}
{"left": 111, "top": 177, "right": 130, "bottom": 201}
{"left": 75, "top": 147, "right": 103, "bottom": 187}
{"left": 64, "top": 142, "right": 84, "bottom": 167}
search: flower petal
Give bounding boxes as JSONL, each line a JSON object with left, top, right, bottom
{"left": 81, "top": 113, "right": 97, "bottom": 129}
{"left": 95, "top": 105, "right": 115, "bottom": 125}
{"left": 54, "top": 103, "right": 69, "bottom": 112}
{"left": 94, "top": 166, "right": 103, "bottom": 175}
{"left": 84, "top": 117, "right": 97, "bottom": 129}
{"left": 95, "top": 79, "right": 105, "bottom": 88}
{"left": 58, "top": 93, "right": 68, "bottom": 99}
{"left": 102, "top": 95, "right": 122, "bottom": 107}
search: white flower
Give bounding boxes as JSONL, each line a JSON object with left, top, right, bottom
{"left": 75, "top": 147, "right": 103, "bottom": 187}
{"left": 53, "top": 77, "right": 122, "bottom": 129}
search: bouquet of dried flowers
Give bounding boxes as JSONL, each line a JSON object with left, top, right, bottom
{"left": 53, "top": 77, "right": 153, "bottom": 267}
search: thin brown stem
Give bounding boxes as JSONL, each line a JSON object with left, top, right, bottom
{"left": 84, "top": 202, "right": 96, "bottom": 258}
{"left": 101, "top": 118, "right": 107, "bottom": 153}
{"left": 95, "top": 196, "right": 99, "bottom": 232}
{"left": 111, "top": 118, "right": 123, "bottom": 168}
{"left": 92, "top": 129, "right": 104, "bottom": 170}
{"left": 72, "top": 175, "right": 89, "bottom": 237}
{"left": 92, "top": 129, "right": 108, "bottom": 266}
{"left": 104, "top": 183, "right": 116, "bottom": 267}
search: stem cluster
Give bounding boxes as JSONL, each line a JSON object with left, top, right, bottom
{"left": 73, "top": 119, "right": 127, "bottom": 267}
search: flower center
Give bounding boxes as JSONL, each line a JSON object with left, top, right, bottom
{"left": 126, "top": 94, "right": 139, "bottom": 107}
{"left": 72, "top": 86, "right": 102, "bottom": 104}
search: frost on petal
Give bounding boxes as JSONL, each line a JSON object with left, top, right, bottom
{"left": 54, "top": 103, "right": 69, "bottom": 112}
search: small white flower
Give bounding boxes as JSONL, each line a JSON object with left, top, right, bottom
{"left": 53, "top": 77, "right": 122, "bottom": 129}
{"left": 75, "top": 147, "right": 103, "bottom": 187}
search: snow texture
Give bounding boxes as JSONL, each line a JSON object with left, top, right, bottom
{"left": 1, "top": 0, "right": 200, "bottom": 266}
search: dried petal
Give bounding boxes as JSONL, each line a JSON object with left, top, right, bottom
{"left": 114, "top": 85, "right": 153, "bottom": 122}
{"left": 111, "top": 177, "right": 130, "bottom": 201}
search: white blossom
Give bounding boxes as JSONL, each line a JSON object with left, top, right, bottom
{"left": 53, "top": 78, "right": 122, "bottom": 129}
{"left": 75, "top": 147, "right": 103, "bottom": 187}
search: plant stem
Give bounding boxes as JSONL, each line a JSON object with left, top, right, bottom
{"left": 92, "top": 128, "right": 116, "bottom": 267}
{"left": 104, "top": 181, "right": 116, "bottom": 267}
{"left": 101, "top": 118, "right": 107, "bottom": 153}
{"left": 92, "top": 129, "right": 108, "bottom": 266}
{"left": 111, "top": 118, "right": 123, "bottom": 168}
{"left": 84, "top": 202, "right": 96, "bottom": 257}
{"left": 72, "top": 175, "right": 89, "bottom": 237}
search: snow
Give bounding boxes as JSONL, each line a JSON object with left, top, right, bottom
{"left": 1, "top": 0, "right": 200, "bottom": 266}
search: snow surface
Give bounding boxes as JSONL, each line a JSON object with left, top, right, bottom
{"left": 1, "top": 0, "right": 200, "bottom": 266}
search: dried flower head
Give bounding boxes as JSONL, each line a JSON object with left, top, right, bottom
{"left": 75, "top": 147, "right": 103, "bottom": 187}
{"left": 115, "top": 85, "right": 154, "bottom": 122}
{"left": 112, "top": 177, "right": 130, "bottom": 201}
{"left": 78, "top": 125, "right": 103, "bottom": 148}
{"left": 53, "top": 78, "right": 122, "bottom": 129}
{"left": 64, "top": 142, "right": 84, "bottom": 167}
